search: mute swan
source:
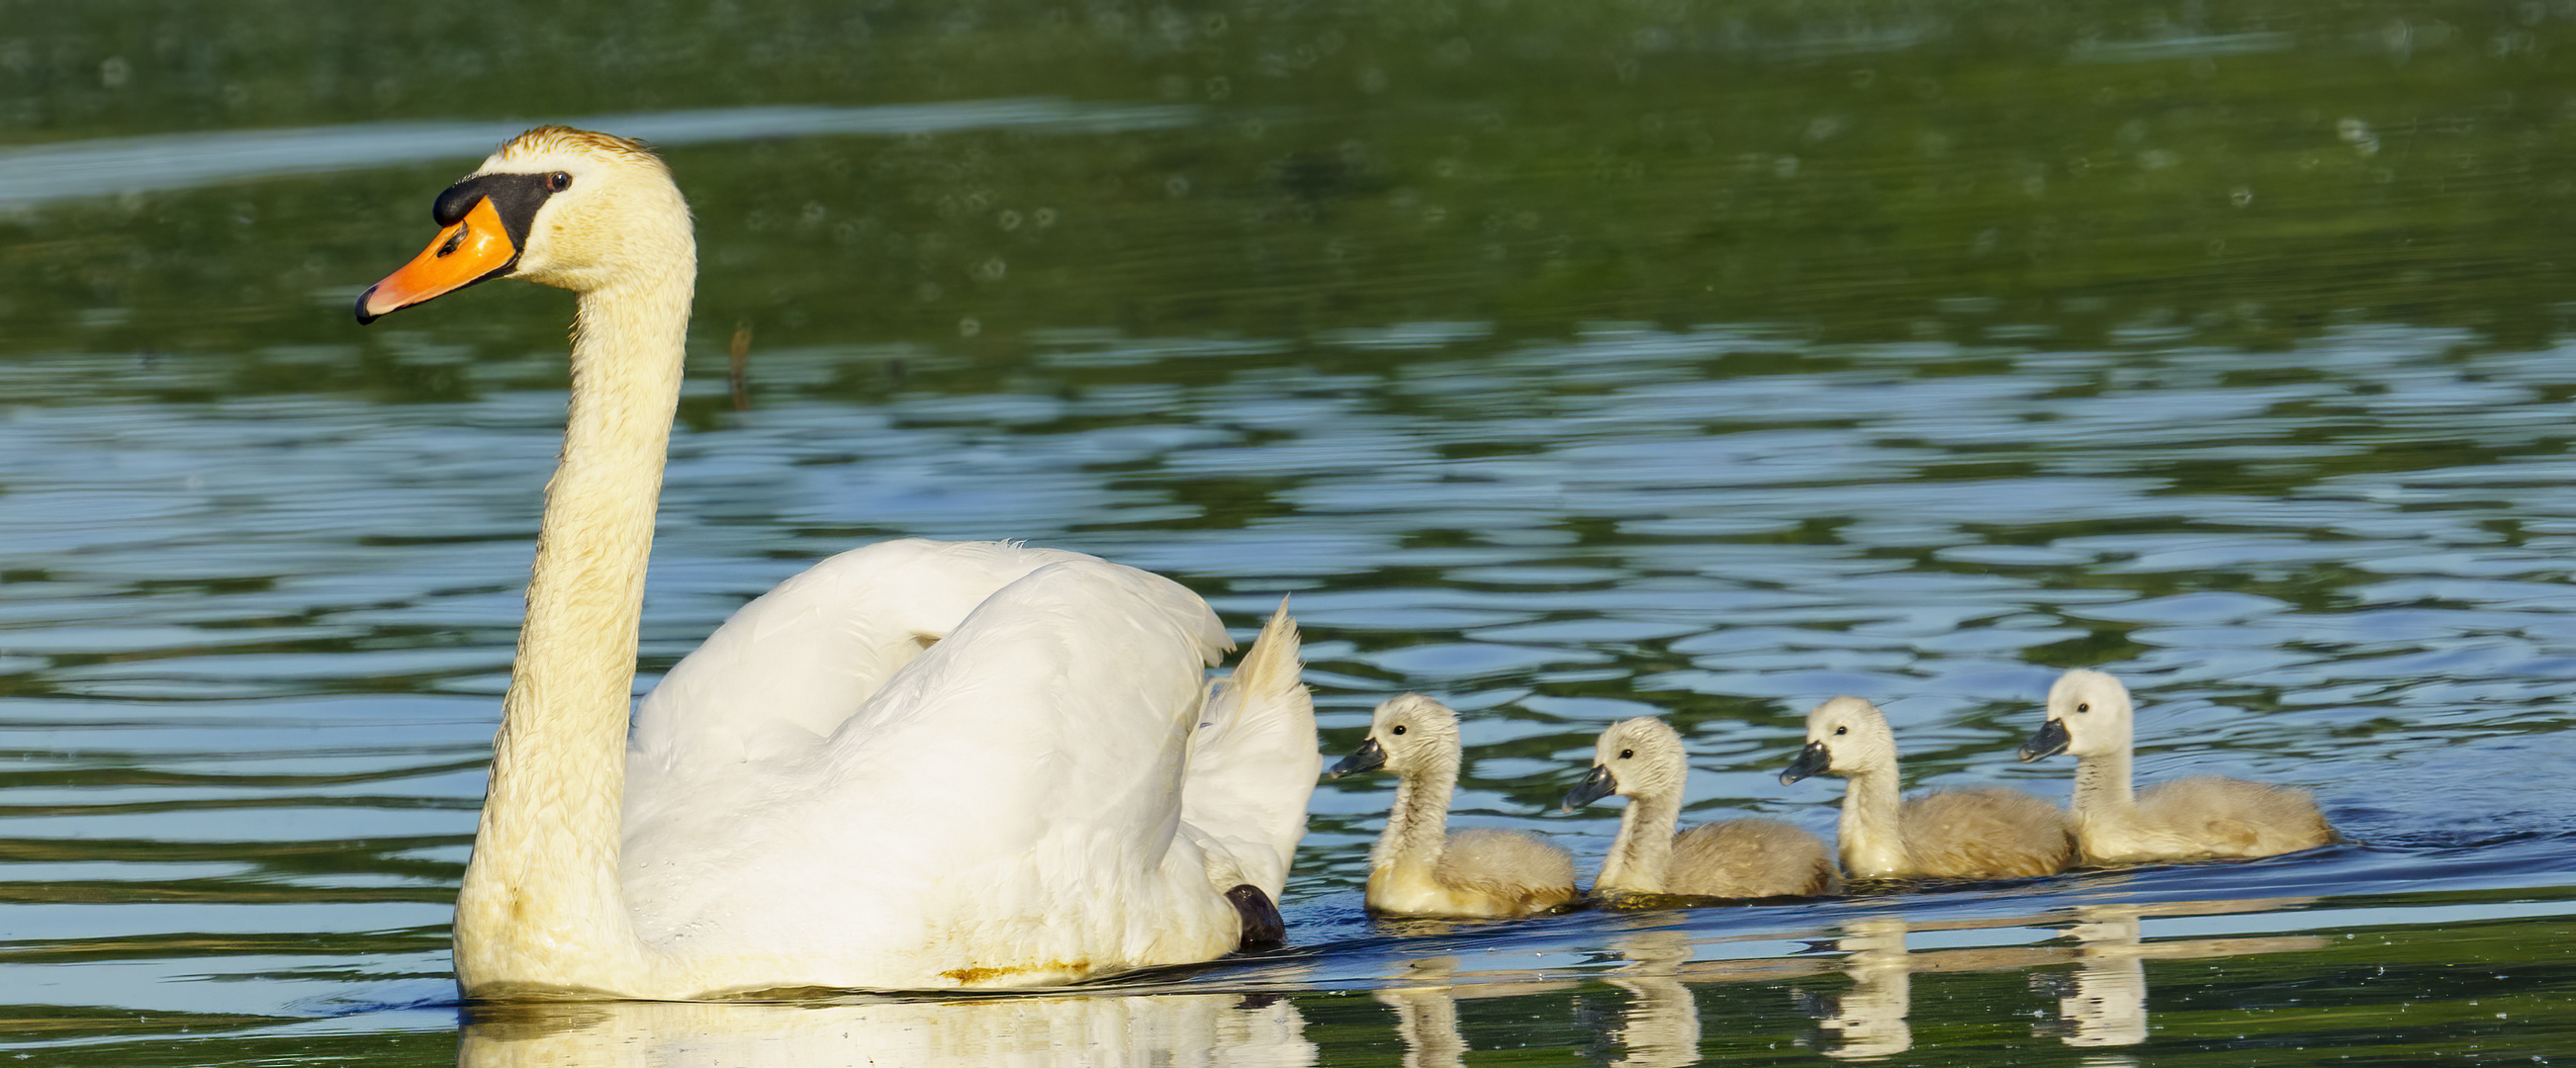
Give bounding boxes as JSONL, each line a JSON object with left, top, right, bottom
{"left": 1330, "top": 694, "right": 1578, "bottom": 918}
{"left": 1562, "top": 717, "right": 1839, "bottom": 900}
{"left": 2018, "top": 669, "right": 2335, "bottom": 864}
{"left": 353, "top": 127, "right": 1319, "bottom": 998}
{"left": 1781, "top": 697, "right": 2074, "bottom": 880}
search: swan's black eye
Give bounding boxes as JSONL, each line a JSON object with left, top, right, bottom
{"left": 1390, "top": 724, "right": 1406, "bottom": 736}
{"left": 1834, "top": 725, "right": 1848, "bottom": 736}
{"left": 546, "top": 171, "right": 573, "bottom": 192}
{"left": 1618, "top": 749, "right": 1633, "bottom": 760}
{"left": 2076, "top": 702, "right": 2090, "bottom": 714}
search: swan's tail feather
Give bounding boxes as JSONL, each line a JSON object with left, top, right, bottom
{"left": 1199, "top": 605, "right": 1300, "bottom": 744}
{"left": 1182, "top": 599, "right": 1319, "bottom": 902}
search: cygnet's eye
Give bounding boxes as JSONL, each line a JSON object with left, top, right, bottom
{"left": 1618, "top": 749, "right": 1633, "bottom": 760}
{"left": 1834, "top": 725, "right": 1848, "bottom": 736}
{"left": 546, "top": 171, "right": 574, "bottom": 192}
{"left": 2075, "top": 702, "right": 2091, "bottom": 714}
{"left": 1390, "top": 724, "right": 1406, "bottom": 736}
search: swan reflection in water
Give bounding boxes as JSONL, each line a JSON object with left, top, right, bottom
{"left": 458, "top": 990, "right": 1317, "bottom": 1068}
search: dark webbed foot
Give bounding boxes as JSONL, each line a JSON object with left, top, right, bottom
{"left": 1226, "top": 884, "right": 1284, "bottom": 946}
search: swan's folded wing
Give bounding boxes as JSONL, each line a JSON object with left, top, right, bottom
{"left": 623, "top": 540, "right": 1146, "bottom": 934}
{"left": 823, "top": 559, "right": 1229, "bottom": 837}
{"left": 631, "top": 560, "right": 1235, "bottom": 962}
{"left": 628, "top": 539, "right": 1104, "bottom": 777}
{"left": 1179, "top": 603, "right": 1319, "bottom": 900}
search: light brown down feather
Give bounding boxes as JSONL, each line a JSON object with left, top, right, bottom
{"left": 1895, "top": 787, "right": 2077, "bottom": 879}
{"left": 1667, "top": 818, "right": 1843, "bottom": 898}
{"left": 2087, "top": 775, "right": 2337, "bottom": 865}
{"left": 1433, "top": 828, "right": 1582, "bottom": 908}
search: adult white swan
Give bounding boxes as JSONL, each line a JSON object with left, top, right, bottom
{"left": 355, "top": 127, "right": 1318, "bottom": 999}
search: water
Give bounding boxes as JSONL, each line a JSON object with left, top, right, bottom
{"left": 7, "top": 1, "right": 2576, "bottom": 1063}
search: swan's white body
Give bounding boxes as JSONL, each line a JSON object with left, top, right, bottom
{"left": 364, "top": 129, "right": 1317, "bottom": 998}
{"left": 619, "top": 541, "right": 1314, "bottom": 988}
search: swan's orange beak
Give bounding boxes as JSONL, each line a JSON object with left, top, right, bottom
{"left": 355, "top": 197, "right": 518, "bottom": 324}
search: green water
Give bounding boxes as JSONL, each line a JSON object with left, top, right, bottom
{"left": 5, "top": 0, "right": 2576, "bottom": 1063}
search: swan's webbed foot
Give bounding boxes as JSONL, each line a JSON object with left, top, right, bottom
{"left": 1227, "top": 884, "right": 1284, "bottom": 946}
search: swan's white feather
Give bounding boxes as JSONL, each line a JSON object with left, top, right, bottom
{"left": 397, "top": 129, "right": 1318, "bottom": 996}
{"left": 629, "top": 540, "right": 1130, "bottom": 760}
{"left": 1179, "top": 606, "right": 1318, "bottom": 900}
{"left": 620, "top": 546, "right": 1296, "bottom": 988}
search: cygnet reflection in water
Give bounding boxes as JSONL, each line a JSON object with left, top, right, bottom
{"left": 2045, "top": 907, "right": 2150, "bottom": 1049}
{"left": 1600, "top": 932, "right": 1705, "bottom": 1068}
{"left": 1780, "top": 899, "right": 2334, "bottom": 1059}
{"left": 1344, "top": 895, "right": 2338, "bottom": 1064}
{"left": 1794, "top": 915, "right": 2073, "bottom": 1059}
{"left": 457, "top": 991, "right": 1317, "bottom": 1068}
{"left": 2032, "top": 899, "right": 2330, "bottom": 1049}
{"left": 1795, "top": 918, "right": 1915, "bottom": 1060}
{"left": 1374, "top": 956, "right": 1574, "bottom": 1068}
{"left": 1376, "top": 966, "right": 1469, "bottom": 1068}
{"left": 1377, "top": 936, "right": 1704, "bottom": 1068}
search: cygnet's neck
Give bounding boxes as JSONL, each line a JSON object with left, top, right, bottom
{"left": 1836, "top": 763, "right": 1910, "bottom": 878}
{"left": 454, "top": 272, "right": 693, "bottom": 994}
{"left": 2070, "top": 739, "right": 2137, "bottom": 822}
{"left": 1376, "top": 747, "right": 1460, "bottom": 875}
{"left": 1598, "top": 778, "right": 1681, "bottom": 894}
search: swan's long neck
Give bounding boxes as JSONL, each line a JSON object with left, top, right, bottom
{"left": 1597, "top": 785, "right": 1680, "bottom": 894}
{"left": 1837, "top": 766, "right": 1908, "bottom": 878}
{"left": 2071, "top": 741, "right": 2137, "bottom": 821}
{"left": 1375, "top": 750, "right": 1459, "bottom": 875}
{"left": 454, "top": 268, "right": 692, "bottom": 994}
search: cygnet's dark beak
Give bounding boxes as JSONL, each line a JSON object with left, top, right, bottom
{"left": 1561, "top": 763, "right": 1618, "bottom": 813}
{"left": 2017, "top": 718, "right": 2071, "bottom": 762}
{"left": 1779, "top": 741, "right": 1833, "bottom": 786}
{"left": 1329, "top": 737, "right": 1386, "bottom": 777}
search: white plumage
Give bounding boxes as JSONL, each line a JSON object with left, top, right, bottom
{"left": 358, "top": 128, "right": 1317, "bottom": 998}
{"left": 622, "top": 543, "right": 1314, "bottom": 984}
